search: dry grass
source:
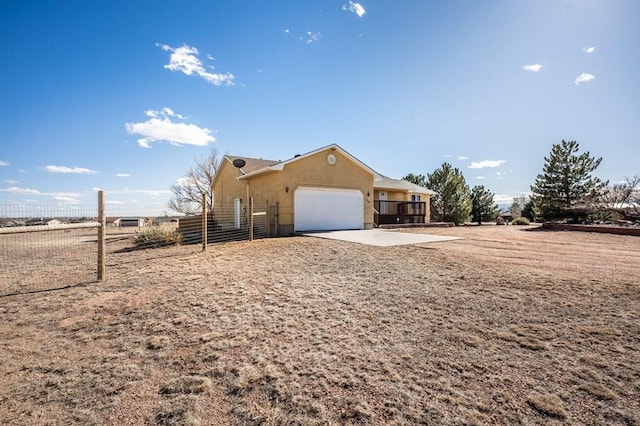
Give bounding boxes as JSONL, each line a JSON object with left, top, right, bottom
{"left": 0, "top": 225, "right": 639, "bottom": 425}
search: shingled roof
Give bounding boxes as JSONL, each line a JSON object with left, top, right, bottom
{"left": 224, "top": 156, "right": 280, "bottom": 175}
{"left": 374, "top": 176, "right": 436, "bottom": 194}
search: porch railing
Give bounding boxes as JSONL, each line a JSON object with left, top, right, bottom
{"left": 374, "top": 201, "right": 426, "bottom": 225}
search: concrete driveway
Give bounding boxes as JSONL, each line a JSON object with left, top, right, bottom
{"left": 301, "top": 229, "right": 463, "bottom": 247}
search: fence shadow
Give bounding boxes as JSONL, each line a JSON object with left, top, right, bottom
{"left": 0, "top": 279, "right": 99, "bottom": 299}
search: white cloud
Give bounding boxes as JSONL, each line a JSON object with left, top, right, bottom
{"left": 45, "top": 165, "right": 98, "bottom": 174}
{"left": 6, "top": 180, "right": 18, "bottom": 184}
{"left": 284, "top": 28, "right": 290, "bottom": 34}
{"left": 125, "top": 108, "right": 215, "bottom": 148}
{"left": 1, "top": 186, "right": 42, "bottom": 195}
{"left": 0, "top": 160, "right": 9, "bottom": 166}
{"left": 468, "top": 160, "right": 506, "bottom": 169}
{"left": 157, "top": 43, "right": 235, "bottom": 86}
{"left": 107, "top": 188, "right": 172, "bottom": 197}
{"left": 53, "top": 195, "right": 80, "bottom": 204}
{"left": 55, "top": 192, "right": 80, "bottom": 198}
{"left": 574, "top": 73, "right": 595, "bottom": 85}
{"left": 0, "top": 187, "right": 83, "bottom": 204}
{"left": 583, "top": 46, "right": 595, "bottom": 53}
{"left": 116, "top": 173, "right": 130, "bottom": 178}
{"left": 457, "top": 155, "right": 468, "bottom": 160}
{"left": 476, "top": 176, "right": 485, "bottom": 180}
{"left": 302, "top": 32, "right": 321, "bottom": 44}
{"left": 343, "top": 1, "right": 366, "bottom": 17}
{"left": 494, "top": 194, "right": 514, "bottom": 205}
{"left": 523, "top": 64, "right": 542, "bottom": 72}
{"left": 176, "top": 176, "right": 196, "bottom": 187}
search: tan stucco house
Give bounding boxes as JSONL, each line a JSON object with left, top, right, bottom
{"left": 211, "top": 144, "right": 435, "bottom": 234}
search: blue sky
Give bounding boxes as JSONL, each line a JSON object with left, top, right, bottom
{"left": 1, "top": 0, "right": 639, "bottom": 214}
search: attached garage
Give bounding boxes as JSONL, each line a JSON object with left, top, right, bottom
{"left": 294, "top": 187, "right": 363, "bottom": 232}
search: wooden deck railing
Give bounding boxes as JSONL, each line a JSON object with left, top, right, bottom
{"left": 374, "top": 201, "right": 426, "bottom": 225}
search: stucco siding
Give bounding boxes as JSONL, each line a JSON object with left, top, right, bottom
{"left": 247, "top": 149, "right": 374, "bottom": 229}
{"left": 212, "top": 161, "right": 248, "bottom": 215}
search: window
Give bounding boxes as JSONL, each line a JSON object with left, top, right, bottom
{"left": 411, "top": 194, "right": 421, "bottom": 202}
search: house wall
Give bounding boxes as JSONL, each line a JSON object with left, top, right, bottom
{"left": 213, "top": 148, "right": 375, "bottom": 234}
{"left": 247, "top": 149, "right": 374, "bottom": 233}
{"left": 212, "top": 160, "right": 249, "bottom": 212}
{"left": 374, "top": 190, "right": 406, "bottom": 202}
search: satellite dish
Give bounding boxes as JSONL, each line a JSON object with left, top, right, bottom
{"left": 232, "top": 159, "right": 246, "bottom": 168}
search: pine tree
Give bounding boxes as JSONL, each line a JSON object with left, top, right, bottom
{"left": 471, "top": 185, "right": 500, "bottom": 225}
{"left": 402, "top": 173, "right": 427, "bottom": 187}
{"left": 531, "top": 140, "right": 607, "bottom": 220}
{"left": 426, "top": 162, "right": 471, "bottom": 225}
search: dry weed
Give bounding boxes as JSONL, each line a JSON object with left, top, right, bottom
{"left": 527, "top": 392, "right": 567, "bottom": 419}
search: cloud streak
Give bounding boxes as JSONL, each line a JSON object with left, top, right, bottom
{"left": 157, "top": 43, "right": 235, "bottom": 86}
{"left": 0, "top": 186, "right": 82, "bottom": 204}
{"left": 468, "top": 160, "right": 506, "bottom": 169}
{"left": 0, "top": 161, "right": 9, "bottom": 166}
{"left": 583, "top": 46, "right": 595, "bottom": 53}
{"left": 574, "top": 73, "right": 595, "bottom": 85}
{"left": 45, "top": 165, "right": 98, "bottom": 174}
{"left": 343, "top": 1, "right": 366, "bottom": 17}
{"left": 523, "top": 64, "right": 542, "bottom": 72}
{"left": 1, "top": 186, "right": 42, "bottom": 195}
{"left": 125, "top": 108, "right": 215, "bottom": 148}
{"left": 301, "top": 32, "right": 321, "bottom": 44}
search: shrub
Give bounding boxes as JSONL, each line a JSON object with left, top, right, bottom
{"left": 135, "top": 227, "right": 182, "bottom": 248}
{"left": 512, "top": 217, "right": 530, "bottom": 225}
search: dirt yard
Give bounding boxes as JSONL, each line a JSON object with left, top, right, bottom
{"left": 0, "top": 225, "right": 638, "bottom": 425}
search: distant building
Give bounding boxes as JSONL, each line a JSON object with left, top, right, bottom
{"left": 25, "top": 218, "right": 62, "bottom": 226}
{"left": 115, "top": 217, "right": 146, "bottom": 227}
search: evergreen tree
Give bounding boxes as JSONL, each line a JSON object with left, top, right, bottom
{"left": 426, "top": 162, "right": 471, "bottom": 225}
{"left": 471, "top": 185, "right": 500, "bottom": 224}
{"left": 531, "top": 140, "right": 607, "bottom": 220}
{"left": 522, "top": 199, "right": 536, "bottom": 221}
{"left": 402, "top": 173, "right": 427, "bottom": 187}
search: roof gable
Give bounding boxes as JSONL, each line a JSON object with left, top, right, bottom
{"left": 374, "top": 176, "right": 436, "bottom": 194}
{"left": 212, "top": 155, "right": 279, "bottom": 188}
{"left": 237, "top": 144, "right": 382, "bottom": 180}
{"left": 225, "top": 156, "right": 279, "bottom": 175}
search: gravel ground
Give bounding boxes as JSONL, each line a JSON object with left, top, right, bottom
{"left": 0, "top": 225, "right": 638, "bottom": 425}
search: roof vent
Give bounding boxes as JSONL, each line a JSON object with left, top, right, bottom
{"left": 232, "top": 159, "right": 246, "bottom": 168}
{"left": 294, "top": 154, "right": 301, "bottom": 158}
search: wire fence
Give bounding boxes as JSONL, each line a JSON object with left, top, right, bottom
{"left": 0, "top": 193, "right": 271, "bottom": 297}
{"left": 0, "top": 205, "right": 100, "bottom": 296}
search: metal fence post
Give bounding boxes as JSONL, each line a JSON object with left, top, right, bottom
{"left": 249, "top": 197, "right": 254, "bottom": 241}
{"left": 97, "top": 190, "right": 106, "bottom": 281}
{"left": 202, "top": 193, "right": 207, "bottom": 252}
{"left": 266, "top": 200, "right": 270, "bottom": 237}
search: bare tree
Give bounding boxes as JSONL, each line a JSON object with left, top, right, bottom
{"left": 510, "top": 194, "right": 529, "bottom": 219}
{"left": 600, "top": 175, "right": 640, "bottom": 209}
{"left": 168, "top": 149, "right": 220, "bottom": 215}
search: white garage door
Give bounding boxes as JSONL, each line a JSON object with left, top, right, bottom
{"left": 294, "top": 187, "right": 363, "bottom": 232}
